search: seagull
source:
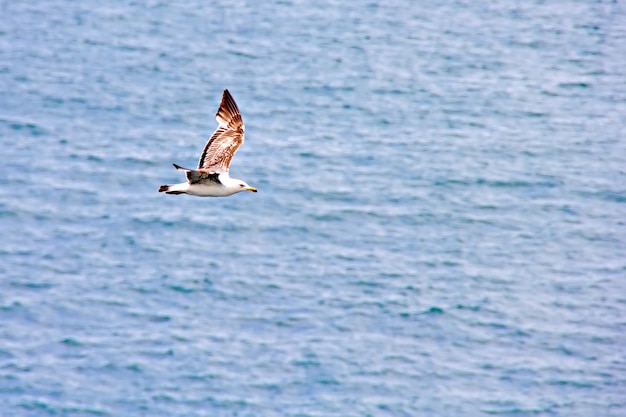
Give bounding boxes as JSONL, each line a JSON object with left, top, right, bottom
{"left": 158, "top": 89, "right": 257, "bottom": 197}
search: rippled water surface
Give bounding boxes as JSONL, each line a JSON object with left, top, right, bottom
{"left": 1, "top": 1, "right": 625, "bottom": 416}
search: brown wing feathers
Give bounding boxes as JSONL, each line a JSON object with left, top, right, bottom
{"left": 216, "top": 89, "right": 243, "bottom": 130}
{"left": 197, "top": 89, "right": 245, "bottom": 171}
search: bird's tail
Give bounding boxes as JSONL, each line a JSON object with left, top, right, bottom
{"left": 158, "top": 184, "right": 185, "bottom": 195}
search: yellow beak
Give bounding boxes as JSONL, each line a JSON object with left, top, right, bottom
{"left": 246, "top": 187, "right": 258, "bottom": 193}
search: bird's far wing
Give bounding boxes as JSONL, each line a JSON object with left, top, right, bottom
{"left": 173, "top": 163, "right": 222, "bottom": 185}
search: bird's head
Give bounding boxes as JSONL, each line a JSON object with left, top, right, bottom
{"left": 236, "top": 181, "right": 257, "bottom": 193}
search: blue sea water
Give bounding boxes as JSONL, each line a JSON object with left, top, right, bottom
{"left": 1, "top": 1, "right": 626, "bottom": 416}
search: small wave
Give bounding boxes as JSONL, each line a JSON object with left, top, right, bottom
{"left": 558, "top": 81, "right": 591, "bottom": 89}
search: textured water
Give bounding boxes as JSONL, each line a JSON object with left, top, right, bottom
{"left": 1, "top": 1, "right": 626, "bottom": 416}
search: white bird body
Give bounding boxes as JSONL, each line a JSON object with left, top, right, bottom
{"left": 163, "top": 172, "right": 253, "bottom": 197}
{"left": 159, "top": 89, "right": 257, "bottom": 197}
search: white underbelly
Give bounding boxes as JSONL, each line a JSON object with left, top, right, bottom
{"left": 186, "top": 183, "right": 235, "bottom": 197}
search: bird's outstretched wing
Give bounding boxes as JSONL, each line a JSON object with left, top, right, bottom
{"left": 197, "top": 89, "right": 245, "bottom": 171}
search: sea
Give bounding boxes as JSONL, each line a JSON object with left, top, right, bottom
{"left": 1, "top": 1, "right": 625, "bottom": 416}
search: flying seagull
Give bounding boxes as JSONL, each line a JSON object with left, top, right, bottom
{"left": 158, "top": 89, "right": 257, "bottom": 197}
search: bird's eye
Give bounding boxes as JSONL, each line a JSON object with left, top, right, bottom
{"left": 240, "top": 184, "right": 245, "bottom": 187}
